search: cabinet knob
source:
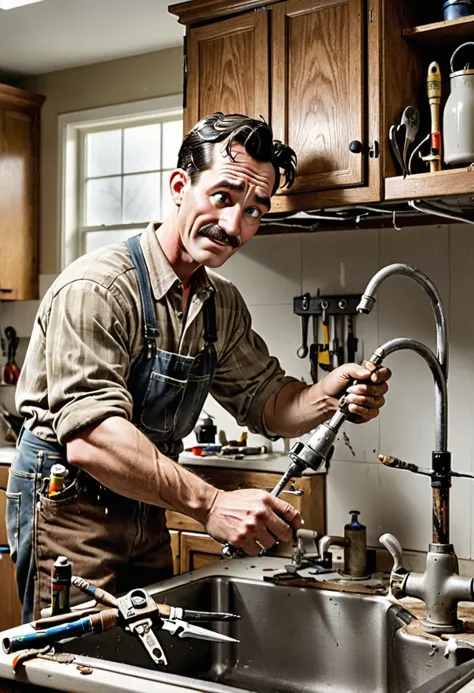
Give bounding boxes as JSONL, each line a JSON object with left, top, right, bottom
{"left": 349, "top": 140, "right": 363, "bottom": 154}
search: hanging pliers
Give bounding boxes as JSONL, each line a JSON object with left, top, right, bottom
{"left": 2, "top": 577, "right": 240, "bottom": 668}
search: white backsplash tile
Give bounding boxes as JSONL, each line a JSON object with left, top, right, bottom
{"left": 213, "top": 233, "right": 302, "bottom": 306}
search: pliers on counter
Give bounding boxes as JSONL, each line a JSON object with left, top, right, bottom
{"left": 2, "top": 576, "right": 240, "bottom": 668}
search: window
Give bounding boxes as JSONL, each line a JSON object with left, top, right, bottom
{"left": 59, "top": 95, "right": 182, "bottom": 268}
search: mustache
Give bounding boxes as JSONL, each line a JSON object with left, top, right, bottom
{"left": 197, "top": 224, "right": 240, "bottom": 249}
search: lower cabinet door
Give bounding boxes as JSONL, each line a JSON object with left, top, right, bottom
{"left": 180, "top": 532, "right": 223, "bottom": 573}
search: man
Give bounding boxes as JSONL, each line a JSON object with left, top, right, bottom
{"left": 7, "top": 113, "right": 390, "bottom": 622}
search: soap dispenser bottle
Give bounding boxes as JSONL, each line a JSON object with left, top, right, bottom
{"left": 343, "top": 510, "right": 369, "bottom": 578}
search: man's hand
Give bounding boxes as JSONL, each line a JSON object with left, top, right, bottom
{"left": 204, "top": 489, "right": 302, "bottom": 557}
{"left": 321, "top": 360, "right": 391, "bottom": 424}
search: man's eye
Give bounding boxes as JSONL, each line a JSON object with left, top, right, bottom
{"left": 213, "top": 192, "right": 229, "bottom": 204}
{"left": 245, "top": 206, "right": 262, "bottom": 219}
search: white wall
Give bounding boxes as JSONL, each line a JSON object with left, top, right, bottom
{"left": 2, "top": 222, "right": 473, "bottom": 559}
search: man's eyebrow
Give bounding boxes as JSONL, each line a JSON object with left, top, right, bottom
{"left": 254, "top": 194, "right": 271, "bottom": 211}
{"left": 215, "top": 179, "right": 245, "bottom": 192}
{"left": 214, "top": 180, "right": 271, "bottom": 211}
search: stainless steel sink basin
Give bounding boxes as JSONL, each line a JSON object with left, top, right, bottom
{"left": 62, "top": 558, "right": 466, "bottom": 693}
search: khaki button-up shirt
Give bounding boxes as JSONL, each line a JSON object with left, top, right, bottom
{"left": 17, "top": 224, "right": 295, "bottom": 445}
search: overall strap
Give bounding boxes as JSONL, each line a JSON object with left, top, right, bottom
{"left": 126, "top": 236, "right": 159, "bottom": 354}
{"left": 202, "top": 293, "right": 217, "bottom": 346}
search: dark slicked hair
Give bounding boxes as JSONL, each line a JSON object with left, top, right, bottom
{"left": 177, "top": 112, "right": 297, "bottom": 196}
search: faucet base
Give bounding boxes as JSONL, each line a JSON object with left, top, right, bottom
{"left": 420, "top": 618, "right": 464, "bottom": 635}
{"left": 339, "top": 572, "right": 372, "bottom": 581}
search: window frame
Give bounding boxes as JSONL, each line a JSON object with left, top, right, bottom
{"left": 58, "top": 94, "right": 182, "bottom": 269}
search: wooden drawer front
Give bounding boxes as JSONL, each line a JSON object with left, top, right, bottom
{"left": 180, "top": 532, "right": 223, "bottom": 574}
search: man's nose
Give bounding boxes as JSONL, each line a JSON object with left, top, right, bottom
{"left": 219, "top": 206, "right": 242, "bottom": 236}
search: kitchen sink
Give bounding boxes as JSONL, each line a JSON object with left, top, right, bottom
{"left": 59, "top": 558, "right": 467, "bottom": 693}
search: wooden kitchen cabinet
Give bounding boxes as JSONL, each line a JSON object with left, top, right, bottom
{"left": 0, "top": 466, "right": 22, "bottom": 631}
{"left": 166, "top": 465, "right": 326, "bottom": 575}
{"left": 0, "top": 84, "right": 44, "bottom": 301}
{"left": 171, "top": 0, "right": 472, "bottom": 213}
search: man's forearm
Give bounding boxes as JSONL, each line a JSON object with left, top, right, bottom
{"left": 66, "top": 416, "right": 218, "bottom": 525}
{"left": 263, "top": 380, "right": 336, "bottom": 438}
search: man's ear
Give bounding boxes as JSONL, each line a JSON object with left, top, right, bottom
{"left": 169, "top": 169, "right": 190, "bottom": 207}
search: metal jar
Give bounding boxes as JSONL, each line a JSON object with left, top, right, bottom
{"left": 443, "top": 42, "right": 474, "bottom": 166}
{"left": 443, "top": 0, "right": 472, "bottom": 21}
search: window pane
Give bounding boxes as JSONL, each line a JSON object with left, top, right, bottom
{"left": 162, "top": 119, "right": 183, "bottom": 169}
{"left": 161, "top": 171, "right": 174, "bottom": 219}
{"left": 124, "top": 123, "right": 161, "bottom": 173}
{"left": 86, "top": 177, "right": 122, "bottom": 226}
{"left": 123, "top": 173, "right": 160, "bottom": 223}
{"left": 87, "top": 130, "right": 121, "bottom": 177}
{"left": 85, "top": 228, "right": 139, "bottom": 254}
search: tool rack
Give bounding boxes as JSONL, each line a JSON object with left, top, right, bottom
{"left": 293, "top": 293, "right": 362, "bottom": 380}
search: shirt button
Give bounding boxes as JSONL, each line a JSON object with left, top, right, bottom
{"left": 177, "top": 311, "right": 183, "bottom": 319}
{"left": 182, "top": 346, "right": 188, "bottom": 355}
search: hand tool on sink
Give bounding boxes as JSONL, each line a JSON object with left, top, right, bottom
{"left": 3, "top": 576, "right": 239, "bottom": 667}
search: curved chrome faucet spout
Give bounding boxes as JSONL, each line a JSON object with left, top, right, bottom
{"left": 371, "top": 337, "right": 447, "bottom": 452}
{"left": 357, "top": 264, "right": 448, "bottom": 379}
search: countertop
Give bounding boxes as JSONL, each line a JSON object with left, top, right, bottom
{"left": 179, "top": 451, "right": 323, "bottom": 474}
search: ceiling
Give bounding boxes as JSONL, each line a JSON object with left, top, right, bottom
{"left": 0, "top": 0, "right": 184, "bottom": 78}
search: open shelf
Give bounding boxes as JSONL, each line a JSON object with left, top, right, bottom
{"left": 403, "top": 15, "right": 474, "bottom": 45}
{"left": 385, "top": 168, "right": 474, "bottom": 201}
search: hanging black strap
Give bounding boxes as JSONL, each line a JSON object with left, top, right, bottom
{"left": 126, "top": 235, "right": 159, "bottom": 341}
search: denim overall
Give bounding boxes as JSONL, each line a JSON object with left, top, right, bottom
{"left": 6, "top": 234, "right": 218, "bottom": 622}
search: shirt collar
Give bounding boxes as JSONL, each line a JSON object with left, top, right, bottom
{"left": 140, "top": 223, "right": 214, "bottom": 301}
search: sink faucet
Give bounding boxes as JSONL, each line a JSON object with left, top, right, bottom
{"left": 357, "top": 263, "right": 450, "bottom": 544}
{"left": 359, "top": 264, "right": 474, "bottom": 634}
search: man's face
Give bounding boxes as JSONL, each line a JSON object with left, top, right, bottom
{"left": 174, "top": 142, "right": 276, "bottom": 268}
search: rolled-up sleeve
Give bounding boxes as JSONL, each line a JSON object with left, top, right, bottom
{"left": 210, "top": 287, "right": 296, "bottom": 437}
{"left": 44, "top": 280, "right": 133, "bottom": 444}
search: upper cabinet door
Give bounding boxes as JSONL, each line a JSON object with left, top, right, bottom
{"left": 0, "top": 107, "right": 38, "bottom": 301}
{"left": 271, "top": 0, "right": 365, "bottom": 195}
{"left": 185, "top": 11, "right": 270, "bottom": 134}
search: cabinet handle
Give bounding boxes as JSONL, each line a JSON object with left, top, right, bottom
{"left": 349, "top": 140, "right": 363, "bottom": 154}
{"left": 0, "top": 288, "right": 13, "bottom": 294}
